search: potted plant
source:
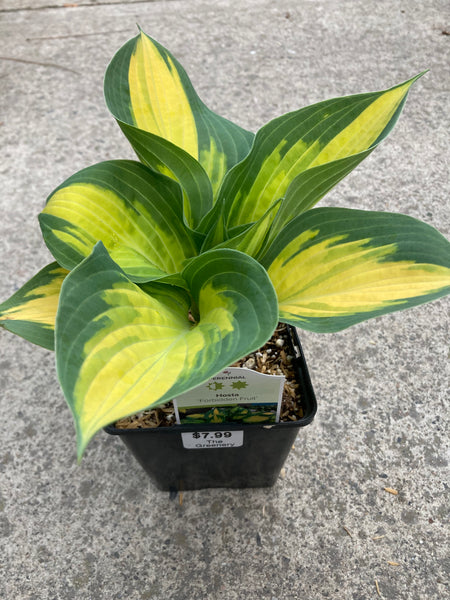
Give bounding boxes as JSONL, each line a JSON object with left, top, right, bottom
{"left": 1, "top": 29, "right": 449, "bottom": 490}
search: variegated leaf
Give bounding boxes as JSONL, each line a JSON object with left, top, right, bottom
{"left": 116, "top": 121, "right": 213, "bottom": 230}
{"left": 39, "top": 160, "right": 197, "bottom": 282}
{"left": 267, "top": 151, "right": 371, "bottom": 242}
{"left": 56, "top": 243, "right": 278, "bottom": 457}
{"left": 220, "top": 75, "right": 423, "bottom": 230}
{"left": 215, "top": 199, "right": 282, "bottom": 257}
{"left": 0, "top": 263, "right": 68, "bottom": 349}
{"left": 104, "top": 30, "right": 254, "bottom": 225}
{"left": 260, "top": 208, "right": 450, "bottom": 332}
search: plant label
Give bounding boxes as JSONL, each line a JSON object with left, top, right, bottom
{"left": 173, "top": 367, "right": 285, "bottom": 425}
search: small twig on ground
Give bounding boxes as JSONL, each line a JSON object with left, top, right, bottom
{"left": 342, "top": 526, "right": 353, "bottom": 538}
{"left": 26, "top": 30, "right": 130, "bottom": 41}
{"left": 384, "top": 487, "right": 399, "bottom": 495}
{"left": 0, "top": 56, "right": 80, "bottom": 75}
{"left": 375, "top": 579, "right": 382, "bottom": 597}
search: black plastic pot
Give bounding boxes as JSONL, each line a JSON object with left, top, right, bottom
{"left": 105, "top": 328, "right": 317, "bottom": 491}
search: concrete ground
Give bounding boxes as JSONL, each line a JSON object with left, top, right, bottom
{"left": 0, "top": 1, "right": 449, "bottom": 598}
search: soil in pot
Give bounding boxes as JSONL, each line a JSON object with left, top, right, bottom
{"left": 114, "top": 323, "right": 305, "bottom": 430}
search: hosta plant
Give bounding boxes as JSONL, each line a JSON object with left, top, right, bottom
{"left": 1, "top": 30, "right": 450, "bottom": 459}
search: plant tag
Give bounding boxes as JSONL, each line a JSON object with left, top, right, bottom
{"left": 173, "top": 367, "right": 285, "bottom": 425}
{"left": 181, "top": 430, "right": 244, "bottom": 449}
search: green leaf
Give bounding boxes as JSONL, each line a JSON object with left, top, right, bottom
{"left": 0, "top": 263, "right": 68, "bottom": 350}
{"left": 39, "top": 160, "right": 197, "bottom": 282}
{"left": 199, "top": 211, "right": 227, "bottom": 254}
{"left": 56, "top": 243, "right": 278, "bottom": 457}
{"left": 261, "top": 208, "right": 450, "bottom": 332}
{"left": 104, "top": 30, "right": 254, "bottom": 226}
{"left": 220, "top": 75, "right": 422, "bottom": 231}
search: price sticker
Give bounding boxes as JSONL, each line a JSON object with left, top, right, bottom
{"left": 181, "top": 431, "right": 244, "bottom": 449}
